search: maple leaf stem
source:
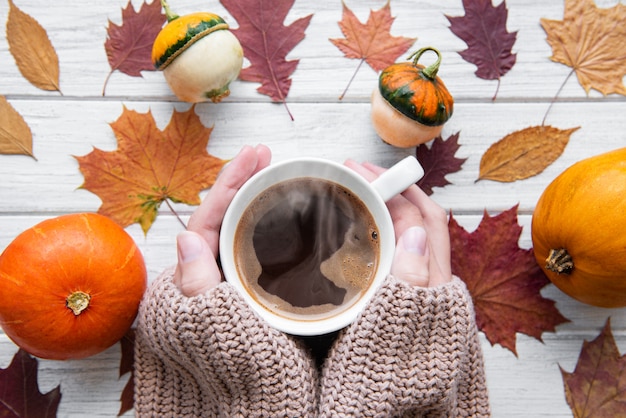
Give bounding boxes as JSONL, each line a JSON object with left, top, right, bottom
{"left": 339, "top": 59, "right": 366, "bottom": 100}
{"left": 492, "top": 78, "right": 501, "bottom": 101}
{"left": 102, "top": 70, "right": 113, "bottom": 96}
{"left": 542, "top": 69, "right": 575, "bottom": 126}
{"left": 164, "top": 199, "right": 187, "bottom": 229}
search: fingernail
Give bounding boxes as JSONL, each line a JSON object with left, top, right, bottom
{"left": 401, "top": 226, "right": 427, "bottom": 256}
{"left": 177, "top": 231, "right": 204, "bottom": 263}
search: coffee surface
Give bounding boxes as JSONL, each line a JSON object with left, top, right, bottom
{"left": 234, "top": 177, "right": 379, "bottom": 320}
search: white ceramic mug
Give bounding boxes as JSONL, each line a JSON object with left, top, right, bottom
{"left": 219, "top": 156, "right": 424, "bottom": 336}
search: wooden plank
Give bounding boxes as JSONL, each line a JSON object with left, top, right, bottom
{"left": 0, "top": 0, "right": 618, "bottom": 101}
{"left": 1, "top": 100, "right": 624, "bottom": 215}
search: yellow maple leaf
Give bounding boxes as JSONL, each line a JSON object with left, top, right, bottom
{"left": 76, "top": 105, "right": 227, "bottom": 234}
{"left": 541, "top": 0, "right": 626, "bottom": 96}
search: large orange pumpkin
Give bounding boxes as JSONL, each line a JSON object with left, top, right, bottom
{"left": 0, "top": 213, "right": 147, "bottom": 359}
{"left": 531, "top": 147, "right": 626, "bottom": 308}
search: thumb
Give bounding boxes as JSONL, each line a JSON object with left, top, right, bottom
{"left": 174, "top": 231, "right": 221, "bottom": 297}
{"left": 390, "top": 226, "right": 430, "bottom": 287}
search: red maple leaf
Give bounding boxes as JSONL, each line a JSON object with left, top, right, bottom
{"left": 449, "top": 205, "right": 569, "bottom": 355}
{"left": 103, "top": 0, "right": 166, "bottom": 95}
{"left": 445, "top": 0, "right": 517, "bottom": 99}
{"left": 415, "top": 132, "right": 466, "bottom": 195}
{"left": 117, "top": 330, "right": 135, "bottom": 416}
{"left": 0, "top": 349, "right": 61, "bottom": 418}
{"left": 220, "top": 0, "right": 312, "bottom": 120}
{"left": 561, "top": 318, "right": 626, "bottom": 417}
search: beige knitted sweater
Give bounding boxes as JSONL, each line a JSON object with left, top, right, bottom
{"left": 134, "top": 267, "right": 490, "bottom": 417}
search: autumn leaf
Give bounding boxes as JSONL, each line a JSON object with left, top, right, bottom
{"left": 118, "top": 330, "right": 135, "bottom": 416}
{"left": 0, "top": 349, "right": 62, "bottom": 418}
{"left": 0, "top": 96, "right": 36, "bottom": 160}
{"left": 103, "top": 0, "right": 166, "bottom": 95}
{"left": 75, "top": 105, "right": 227, "bottom": 234}
{"left": 449, "top": 205, "right": 569, "bottom": 355}
{"left": 561, "top": 318, "right": 626, "bottom": 417}
{"left": 330, "top": 0, "right": 416, "bottom": 99}
{"left": 477, "top": 125, "right": 579, "bottom": 182}
{"left": 445, "top": 0, "right": 517, "bottom": 100}
{"left": 6, "top": 0, "right": 61, "bottom": 94}
{"left": 541, "top": 0, "right": 626, "bottom": 96}
{"left": 220, "top": 0, "right": 312, "bottom": 120}
{"left": 415, "top": 132, "right": 466, "bottom": 195}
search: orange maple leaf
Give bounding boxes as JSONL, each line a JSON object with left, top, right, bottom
{"left": 541, "top": 0, "right": 626, "bottom": 96}
{"left": 76, "top": 105, "right": 227, "bottom": 234}
{"left": 330, "top": 0, "right": 415, "bottom": 98}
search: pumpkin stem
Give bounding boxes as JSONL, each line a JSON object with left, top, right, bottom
{"left": 545, "top": 248, "right": 574, "bottom": 275}
{"left": 160, "top": 0, "right": 179, "bottom": 22}
{"left": 66, "top": 291, "right": 91, "bottom": 316}
{"left": 408, "top": 47, "right": 442, "bottom": 80}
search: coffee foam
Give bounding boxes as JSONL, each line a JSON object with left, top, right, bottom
{"left": 233, "top": 177, "right": 380, "bottom": 321}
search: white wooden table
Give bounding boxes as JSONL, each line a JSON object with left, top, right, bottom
{"left": 1, "top": 0, "right": 625, "bottom": 416}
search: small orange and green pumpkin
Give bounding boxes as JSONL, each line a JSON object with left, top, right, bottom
{"left": 151, "top": 0, "right": 243, "bottom": 103}
{"left": 371, "top": 47, "right": 454, "bottom": 148}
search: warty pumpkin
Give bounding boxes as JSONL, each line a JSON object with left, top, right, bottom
{"left": 0, "top": 213, "right": 147, "bottom": 360}
{"left": 371, "top": 47, "right": 454, "bottom": 148}
{"left": 531, "top": 147, "right": 626, "bottom": 308}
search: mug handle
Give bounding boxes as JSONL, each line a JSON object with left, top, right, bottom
{"left": 370, "top": 156, "right": 425, "bottom": 202}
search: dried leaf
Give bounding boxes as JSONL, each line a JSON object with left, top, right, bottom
{"left": 416, "top": 132, "right": 466, "bottom": 195}
{"left": 541, "top": 0, "right": 626, "bottom": 96}
{"left": 6, "top": 0, "right": 61, "bottom": 93}
{"left": 0, "top": 349, "right": 62, "bottom": 418}
{"left": 103, "top": 0, "right": 166, "bottom": 95}
{"left": 561, "top": 318, "right": 626, "bottom": 417}
{"left": 117, "top": 330, "right": 135, "bottom": 416}
{"left": 221, "top": 0, "right": 312, "bottom": 120}
{"left": 0, "top": 96, "right": 36, "bottom": 160}
{"left": 477, "top": 125, "right": 579, "bottom": 182}
{"left": 330, "top": 0, "right": 415, "bottom": 99}
{"left": 449, "top": 205, "right": 569, "bottom": 355}
{"left": 445, "top": 0, "right": 517, "bottom": 100}
{"left": 75, "top": 105, "right": 227, "bottom": 234}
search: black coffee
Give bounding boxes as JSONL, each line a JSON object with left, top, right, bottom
{"left": 233, "top": 177, "right": 380, "bottom": 320}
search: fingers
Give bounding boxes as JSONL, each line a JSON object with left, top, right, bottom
{"left": 176, "top": 144, "right": 272, "bottom": 296}
{"left": 188, "top": 144, "right": 272, "bottom": 256}
{"left": 391, "top": 226, "right": 430, "bottom": 287}
{"left": 174, "top": 231, "right": 221, "bottom": 297}
{"left": 345, "top": 159, "right": 452, "bottom": 287}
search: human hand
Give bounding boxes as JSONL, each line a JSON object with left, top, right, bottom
{"left": 173, "top": 144, "right": 272, "bottom": 297}
{"left": 344, "top": 160, "right": 452, "bottom": 287}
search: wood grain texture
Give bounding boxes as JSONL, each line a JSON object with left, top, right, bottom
{"left": 1, "top": 0, "right": 625, "bottom": 416}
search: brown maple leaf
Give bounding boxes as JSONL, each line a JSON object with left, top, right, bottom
{"left": 415, "top": 132, "right": 466, "bottom": 195}
{"left": 103, "top": 0, "right": 166, "bottom": 95}
{"left": 0, "top": 349, "right": 61, "bottom": 418}
{"left": 330, "top": 0, "right": 416, "bottom": 99}
{"left": 221, "top": 0, "right": 312, "bottom": 120}
{"left": 449, "top": 205, "right": 569, "bottom": 355}
{"left": 541, "top": 0, "right": 626, "bottom": 96}
{"left": 75, "top": 105, "right": 227, "bottom": 234}
{"left": 561, "top": 318, "right": 626, "bottom": 417}
{"left": 477, "top": 125, "right": 579, "bottom": 182}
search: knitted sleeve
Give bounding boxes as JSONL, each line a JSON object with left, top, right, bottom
{"left": 133, "top": 267, "right": 319, "bottom": 417}
{"left": 318, "top": 276, "right": 490, "bottom": 417}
